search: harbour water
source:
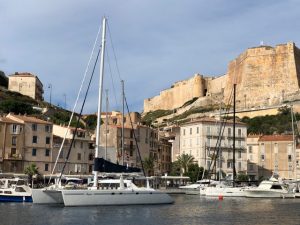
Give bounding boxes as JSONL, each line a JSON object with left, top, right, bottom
{"left": 1, "top": 195, "right": 300, "bottom": 225}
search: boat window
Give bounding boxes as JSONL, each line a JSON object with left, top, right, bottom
{"left": 0, "top": 191, "right": 3, "bottom": 193}
{"left": 15, "top": 187, "right": 26, "bottom": 192}
{"left": 270, "top": 185, "right": 283, "bottom": 190}
{"left": 4, "top": 191, "right": 12, "bottom": 194}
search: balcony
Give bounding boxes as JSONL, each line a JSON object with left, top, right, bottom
{"left": 4, "top": 153, "right": 22, "bottom": 160}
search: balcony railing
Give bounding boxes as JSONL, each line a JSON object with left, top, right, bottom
{"left": 4, "top": 153, "right": 22, "bottom": 160}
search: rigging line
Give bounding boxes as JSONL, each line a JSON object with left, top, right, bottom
{"left": 207, "top": 88, "right": 233, "bottom": 179}
{"left": 58, "top": 46, "right": 102, "bottom": 184}
{"left": 124, "top": 95, "right": 146, "bottom": 176}
{"left": 107, "top": 21, "right": 122, "bottom": 81}
{"left": 48, "top": 23, "right": 102, "bottom": 184}
{"left": 106, "top": 48, "right": 120, "bottom": 110}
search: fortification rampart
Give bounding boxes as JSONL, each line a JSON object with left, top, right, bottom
{"left": 143, "top": 42, "right": 300, "bottom": 114}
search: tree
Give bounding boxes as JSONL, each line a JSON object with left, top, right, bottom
{"left": 177, "top": 153, "right": 195, "bottom": 175}
{"left": 24, "top": 163, "right": 39, "bottom": 187}
{"left": 142, "top": 156, "right": 155, "bottom": 176}
{"left": 85, "top": 114, "right": 98, "bottom": 130}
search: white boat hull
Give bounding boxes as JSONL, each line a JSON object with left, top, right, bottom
{"left": 61, "top": 189, "right": 174, "bottom": 206}
{"left": 204, "top": 187, "right": 245, "bottom": 197}
{"left": 32, "top": 189, "right": 63, "bottom": 204}
{"left": 244, "top": 189, "right": 289, "bottom": 198}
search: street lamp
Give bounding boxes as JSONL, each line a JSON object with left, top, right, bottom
{"left": 48, "top": 84, "right": 52, "bottom": 106}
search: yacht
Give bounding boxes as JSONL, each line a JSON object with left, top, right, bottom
{"left": 0, "top": 178, "right": 32, "bottom": 202}
{"left": 244, "top": 179, "right": 290, "bottom": 198}
{"left": 179, "top": 179, "right": 211, "bottom": 195}
{"left": 61, "top": 175, "right": 174, "bottom": 206}
{"left": 203, "top": 180, "right": 246, "bottom": 197}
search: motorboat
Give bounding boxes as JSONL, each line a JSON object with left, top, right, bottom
{"left": 202, "top": 180, "right": 246, "bottom": 197}
{"left": 0, "top": 178, "right": 32, "bottom": 202}
{"left": 179, "top": 179, "right": 211, "bottom": 195}
{"left": 61, "top": 175, "right": 174, "bottom": 206}
{"left": 244, "top": 179, "right": 290, "bottom": 198}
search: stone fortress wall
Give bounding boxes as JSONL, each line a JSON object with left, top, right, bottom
{"left": 143, "top": 42, "right": 300, "bottom": 113}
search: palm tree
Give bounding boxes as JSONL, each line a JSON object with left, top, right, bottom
{"left": 24, "top": 163, "right": 39, "bottom": 187}
{"left": 177, "top": 153, "right": 195, "bottom": 175}
{"left": 142, "top": 156, "right": 155, "bottom": 176}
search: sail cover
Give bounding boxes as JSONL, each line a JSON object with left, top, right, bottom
{"left": 94, "top": 158, "right": 141, "bottom": 173}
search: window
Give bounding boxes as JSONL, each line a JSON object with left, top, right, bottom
{"left": 59, "top": 150, "right": 63, "bottom": 159}
{"left": 11, "top": 148, "right": 16, "bottom": 156}
{"left": 249, "top": 164, "right": 254, "bottom": 171}
{"left": 228, "top": 128, "right": 231, "bottom": 136}
{"left": 190, "top": 128, "right": 192, "bottom": 135}
{"left": 238, "top": 151, "right": 242, "bottom": 159}
{"left": 227, "top": 161, "right": 231, "bottom": 168}
{"left": 12, "top": 124, "right": 18, "bottom": 134}
{"left": 197, "top": 127, "right": 199, "bottom": 134}
{"left": 80, "top": 142, "right": 83, "bottom": 149}
{"left": 206, "top": 126, "right": 211, "bottom": 135}
{"left": 248, "top": 146, "right": 252, "bottom": 154}
{"left": 238, "top": 162, "right": 241, "bottom": 170}
{"left": 32, "top": 148, "right": 37, "bottom": 156}
{"left": 89, "top": 153, "right": 94, "bottom": 161}
{"left": 45, "top": 149, "right": 50, "bottom": 156}
{"left": 32, "top": 124, "right": 37, "bottom": 131}
{"left": 261, "top": 155, "right": 265, "bottom": 161}
{"left": 77, "top": 153, "right": 81, "bottom": 160}
{"left": 32, "top": 136, "right": 38, "bottom": 144}
{"left": 288, "top": 155, "right": 292, "bottom": 162}
{"left": 45, "top": 164, "right": 49, "bottom": 171}
{"left": 45, "top": 125, "right": 51, "bottom": 133}
{"left": 12, "top": 136, "right": 17, "bottom": 146}
{"left": 183, "top": 129, "right": 185, "bottom": 136}
{"left": 238, "top": 129, "right": 241, "bottom": 137}
{"left": 46, "top": 137, "right": 50, "bottom": 145}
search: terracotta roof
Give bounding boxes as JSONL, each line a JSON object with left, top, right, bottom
{"left": 182, "top": 117, "right": 246, "bottom": 126}
{"left": 259, "top": 135, "right": 293, "bottom": 142}
{"left": 7, "top": 114, "right": 52, "bottom": 125}
{"left": 0, "top": 117, "right": 23, "bottom": 124}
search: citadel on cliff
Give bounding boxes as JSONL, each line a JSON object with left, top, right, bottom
{"left": 144, "top": 42, "right": 300, "bottom": 113}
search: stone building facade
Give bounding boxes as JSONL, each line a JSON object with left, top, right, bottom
{"left": 144, "top": 42, "right": 300, "bottom": 113}
{"left": 8, "top": 72, "right": 44, "bottom": 101}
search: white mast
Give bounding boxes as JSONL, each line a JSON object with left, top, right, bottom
{"left": 93, "top": 17, "right": 106, "bottom": 188}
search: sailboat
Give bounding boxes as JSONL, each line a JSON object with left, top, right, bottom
{"left": 60, "top": 17, "right": 173, "bottom": 206}
{"left": 203, "top": 83, "right": 246, "bottom": 197}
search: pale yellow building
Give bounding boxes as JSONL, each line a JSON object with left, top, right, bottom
{"left": 8, "top": 72, "right": 44, "bottom": 101}
{"left": 246, "top": 135, "right": 261, "bottom": 180}
{"left": 257, "top": 135, "right": 297, "bottom": 180}
{"left": 0, "top": 117, "right": 25, "bottom": 173}
{"left": 6, "top": 113, "right": 52, "bottom": 175}
{"left": 180, "top": 117, "right": 248, "bottom": 178}
{"left": 51, "top": 125, "right": 94, "bottom": 175}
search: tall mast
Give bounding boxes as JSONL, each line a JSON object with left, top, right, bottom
{"left": 93, "top": 17, "right": 106, "bottom": 188}
{"left": 291, "top": 105, "right": 296, "bottom": 179}
{"left": 232, "top": 83, "right": 237, "bottom": 183}
{"left": 105, "top": 89, "right": 108, "bottom": 160}
{"left": 121, "top": 80, "right": 125, "bottom": 165}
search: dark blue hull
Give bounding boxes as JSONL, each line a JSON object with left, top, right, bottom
{"left": 0, "top": 195, "right": 32, "bottom": 202}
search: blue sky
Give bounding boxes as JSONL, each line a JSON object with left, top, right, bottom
{"left": 1, "top": 0, "right": 300, "bottom": 114}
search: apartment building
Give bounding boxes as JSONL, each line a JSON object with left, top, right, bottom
{"left": 0, "top": 117, "right": 25, "bottom": 173}
{"left": 257, "top": 135, "right": 297, "bottom": 179}
{"left": 98, "top": 112, "right": 168, "bottom": 175}
{"left": 8, "top": 72, "right": 44, "bottom": 101}
{"left": 51, "top": 125, "right": 94, "bottom": 175}
{"left": 246, "top": 135, "right": 260, "bottom": 180}
{"left": 6, "top": 114, "right": 53, "bottom": 175}
{"left": 180, "top": 117, "right": 248, "bottom": 178}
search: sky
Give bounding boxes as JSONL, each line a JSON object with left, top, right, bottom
{"left": 1, "top": 0, "right": 300, "bottom": 114}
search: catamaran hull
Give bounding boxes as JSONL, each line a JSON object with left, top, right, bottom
{"left": 32, "top": 189, "right": 63, "bottom": 204}
{"left": 61, "top": 190, "right": 174, "bottom": 206}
